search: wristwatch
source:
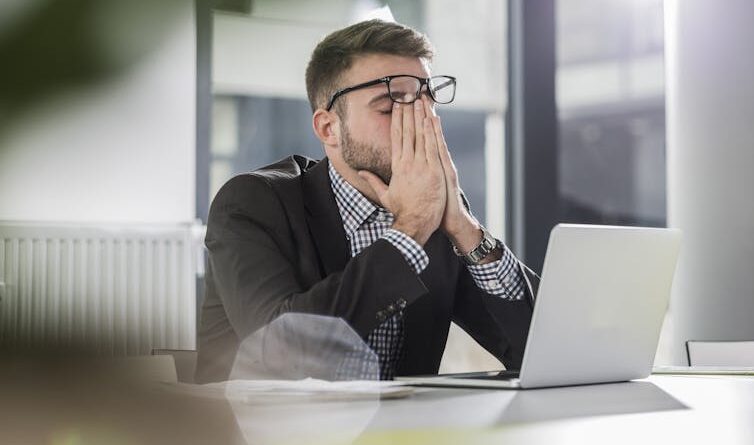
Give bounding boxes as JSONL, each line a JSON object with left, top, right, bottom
{"left": 453, "top": 226, "right": 499, "bottom": 265}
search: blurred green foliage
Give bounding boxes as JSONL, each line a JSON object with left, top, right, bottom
{"left": 0, "top": 0, "right": 185, "bottom": 138}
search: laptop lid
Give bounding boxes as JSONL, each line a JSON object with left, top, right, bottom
{"left": 517, "top": 224, "right": 681, "bottom": 388}
{"left": 398, "top": 224, "right": 681, "bottom": 390}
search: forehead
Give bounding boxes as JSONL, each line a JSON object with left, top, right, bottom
{"left": 342, "top": 53, "right": 430, "bottom": 86}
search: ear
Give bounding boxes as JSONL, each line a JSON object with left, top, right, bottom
{"left": 312, "top": 109, "right": 340, "bottom": 147}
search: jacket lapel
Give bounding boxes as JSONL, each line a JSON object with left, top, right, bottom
{"left": 303, "top": 158, "right": 350, "bottom": 276}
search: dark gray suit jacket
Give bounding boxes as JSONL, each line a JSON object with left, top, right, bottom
{"left": 195, "top": 155, "right": 538, "bottom": 383}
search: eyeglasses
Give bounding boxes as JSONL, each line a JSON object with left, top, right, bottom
{"left": 325, "top": 75, "right": 457, "bottom": 111}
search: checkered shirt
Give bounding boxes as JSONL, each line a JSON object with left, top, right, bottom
{"left": 328, "top": 164, "right": 525, "bottom": 379}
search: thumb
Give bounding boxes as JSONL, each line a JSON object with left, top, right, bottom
{"left": 357, "top": 170, "right": 389, "bottom": 204}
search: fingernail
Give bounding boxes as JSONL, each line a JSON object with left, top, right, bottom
{"left": 394, "top": 102, "right": 399, "bottom": 109}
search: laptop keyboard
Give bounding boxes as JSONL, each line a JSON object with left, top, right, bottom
{"left": 453, "top": 370, "right": 520, "bottom": 380}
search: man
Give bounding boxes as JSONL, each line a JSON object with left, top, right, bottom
{"left": 195, "top": 19, "right": 538, "bottom": 383}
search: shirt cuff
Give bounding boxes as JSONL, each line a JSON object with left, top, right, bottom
{"left": 381, "top": 228, "right": 430, "bottom": 275}
{"left": 466, "top": 244, "right": 526, "bottom": 300}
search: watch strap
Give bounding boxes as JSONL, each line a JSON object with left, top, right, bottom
{"left": 453, "top": 226, "right": 498, "bottom": 265}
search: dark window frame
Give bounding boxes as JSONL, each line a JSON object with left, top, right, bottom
{"left": 506, "top": 0, "right": 559, "bottom": 274}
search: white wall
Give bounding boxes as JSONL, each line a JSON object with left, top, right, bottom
{"left": 0, "top": 3, "right": 196, "bottom": 224}
{"left": 664, "top": 0, "right": 754, "bottom": 364}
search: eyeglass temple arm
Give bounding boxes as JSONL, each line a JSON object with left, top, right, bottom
{"left": 326, "top": 77, "right": 389, "bottom": 110}
{"left": 431, "top": 78, "right": 455, "bottom": 90}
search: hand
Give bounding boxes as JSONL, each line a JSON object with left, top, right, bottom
{"left": 422, "top": 100, "right": 499, "bottom": 262}
{"left": 358, "top": 98, "right": 446, "bottom": 246}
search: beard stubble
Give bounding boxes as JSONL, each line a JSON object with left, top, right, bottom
{"left": 340, "top": 121, "right": 393, "bottom": 184}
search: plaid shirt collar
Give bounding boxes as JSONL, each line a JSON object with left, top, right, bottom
{"left": 328, "top": 163, "right": 390, "bottom": 238}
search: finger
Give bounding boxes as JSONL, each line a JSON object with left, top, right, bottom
{"left": 424, "top": 116, "right": 440, "bottom": 167}
{"left": 358, "top": 170, "right": 390, "bottom": 206}
{"left": 391, "top": 102, "right": 403, "bottom": 165}
{"left": 420, "top": 97, "right": 439, "bottom": 162}
{"left": 402, "top": 99, "right": 416, "bottom": 161}
{"left": 431, "top": 115, "right": 458, "bottom": 184}
{"left": 413, "top": 99, "right": 425, "bottom": 161}
{"left": 434, "top": 116, "right": 449, "bottom": 158}
{"left": 424, "top": 93, "right": 438, "bottom": 117}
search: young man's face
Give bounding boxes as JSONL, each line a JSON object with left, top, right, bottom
{"left": 336, "top": 53, "right": 431, "bottom": 184}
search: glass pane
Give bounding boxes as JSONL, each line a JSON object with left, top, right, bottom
{"left": 209, "top": 0, "right": 508, "bottom": 232}
{"left": 556, "top": 0, "right": 666, "bottom": 227}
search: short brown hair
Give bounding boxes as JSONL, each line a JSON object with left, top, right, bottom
{"left": 305, "top": 19, "right": 434, "bottom": 113}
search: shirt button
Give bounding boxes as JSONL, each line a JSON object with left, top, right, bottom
{"left": 486, "top": 280, "right": 501, "bottom": 289}
{"left": 397, "top": 298, "right": 407, "bottom": 309}
{"left": 376, "top": 310, "right": 386, "bottom": 322}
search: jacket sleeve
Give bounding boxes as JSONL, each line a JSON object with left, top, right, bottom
{"left": 451, "top": 259, "right": 538, "bottom": 370}
{"left": 205, "top": 174, "right": 430, "bottom": 341}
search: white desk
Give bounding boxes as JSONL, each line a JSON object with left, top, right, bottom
{"left": 2, "top": 369, "right": 752, "bottom": 445}
{"left": 224, "top": 375, "right": 754, "bottom": 445}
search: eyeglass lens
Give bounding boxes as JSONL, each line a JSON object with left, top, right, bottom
{"left": 428, "top": 77, "right": 455, "bottom": 104}
{"left": 388, "top": 77, "right": 420, "bottom": 103}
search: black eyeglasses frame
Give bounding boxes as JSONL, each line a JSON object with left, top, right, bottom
{"left": 325, "top": 75, "right": 457, "bottom": 111}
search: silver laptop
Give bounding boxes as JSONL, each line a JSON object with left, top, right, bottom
{"left": 398, "top": 224, "right": 682, "bottom": 389}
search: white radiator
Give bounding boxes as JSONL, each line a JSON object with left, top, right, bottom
{"left": 0, "top": 222, "right": 203, "bottom": 356}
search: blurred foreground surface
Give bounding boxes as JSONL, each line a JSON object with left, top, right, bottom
{"left": 0, "top": 353, "right": 245, "bottom": 445}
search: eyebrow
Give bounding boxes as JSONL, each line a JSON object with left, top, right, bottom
{"left": 368, "top": 92, "right": 391, "bottom": 106}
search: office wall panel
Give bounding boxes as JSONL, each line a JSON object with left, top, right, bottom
{"left": 665, "top": 0, "right": 754, "bottom": 364}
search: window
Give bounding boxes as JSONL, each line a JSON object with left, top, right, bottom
{"left": 208, "top": 0, "right": 508, "bottom": 235}
{"left": 556, "top": 0, "right": 666, "bottom": 227}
